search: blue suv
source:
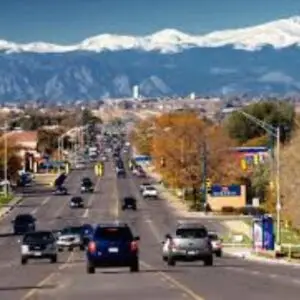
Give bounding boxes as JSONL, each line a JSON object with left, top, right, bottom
{"left": 86, "top": 223, "right": 140, "bottom": 273}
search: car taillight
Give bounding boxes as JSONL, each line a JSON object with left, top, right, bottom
{"left": 131, "top": 241, "right": 138, "bottom": 251}
{"left": 88, "top": 241, "right": 97, "bottom": 253}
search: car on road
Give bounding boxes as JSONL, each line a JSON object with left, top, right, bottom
{"left": 69, "top": 196, "right": 84, "bottom": 208}
{"left": 12, "top": 214, "right": 36, "bottom": 235}
{"left": 56, "top": 226, "right": 85, "bottom": 251}
{"left": 162, "top": 222, "right": 213, "bottom": 266}
{"left": 208, "top": 231, "right": 223, "bottom": 257}
{"left": 74, "top": 162, "right": 85, "bottom": 170}
{"left": 142, "top": 185, "right": 158, "bottom": 198}
{"left": 53, "top": 185, "right": 68, "bottom": 195}
{"left": 121, "top": 196, "right": 137, "bottom": 211}
{"left": 86, "top": 223, "right": 140, "bottom": 274}
{"left": 20, "top": 230, "right": 57, "bottom": 265}
{"left": 139, "top": 182, "right": 152, "bottom": 193}
{"left": 81, "top": 177, "right": 94, "bottom": 193}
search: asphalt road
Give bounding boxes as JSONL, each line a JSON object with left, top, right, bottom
{"left": 1, "top": 159, "right": 300, "bottom": 299}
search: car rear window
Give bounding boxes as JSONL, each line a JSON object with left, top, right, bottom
{"left": 176, "top": 228, "right": 208, "bottom": 238}
{"left": 62, "top": 227, "right": 82, "bottom": 235}
{"left": 24, "top": 232, "right": 54, "bottom": 243}
{"left": 208, "top": 234, "right": 218, "bottom": 240}
{"left": 15, "top": 215, "right": 34, "bottom": 222}
{"left": 94, "top": 227, "right": 133, "bottom": 241}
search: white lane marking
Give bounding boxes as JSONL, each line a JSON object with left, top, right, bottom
{"left": 82, "top": 177, "right": 102, "bottom": 218}
{"left": 22, "top": 251, "right": 74, "bottom": 300}
{"left": 30, "top": 196, "right": 51, "bottom": 215}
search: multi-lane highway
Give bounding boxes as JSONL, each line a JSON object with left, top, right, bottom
{"left": 1, "top": 159, "right": 300, "bottom": 300}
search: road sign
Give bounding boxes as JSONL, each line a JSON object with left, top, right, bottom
{"left": 211, "top": 185, "right": 241, "bottom": 197}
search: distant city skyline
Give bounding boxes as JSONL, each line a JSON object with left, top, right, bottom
{"left": 0, "top": 0, "right": 300, "bottom": 43}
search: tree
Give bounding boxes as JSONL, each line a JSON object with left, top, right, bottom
{"left": 0, "top": 140, "right": 22, "bottom": 181}
{"left": 37, "top": 129, "right": 64, "bottom": 155}
{"left": 225, "top": 101, "right": 295, "bottom": 144}
{"left": 280, "top": 128, "right": 300, "bottom": 228}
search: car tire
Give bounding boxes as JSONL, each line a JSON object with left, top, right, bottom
{"left": 121, "top": 205, "right": 126, "bottom": 210}
{"left": 162, "top": 256, "right": 167, "bottom": 262}
{"left": 58, "top": 248, "right": 63, "bottom": 252}
{"left": 203, "top": 255, "right": 213, "bottom": 266}
{"left": 87, "top": 262, "right": 95, "bottom": 274}
{"left": 130, "top": 259, "right": 139, "bottom": 272}
{"left": 68, "top": 247, "right": 73, "bottom": 252}
{"left": 167, "top": 256, "right": 176, "bottom": 266}
{"left": 21, "top": 257, "right": 28, "bottom": 265}
{"left": 50, "top": 255, "right": 57, "bottom": 264}
{"left": 132, "top": 206, "right": 137, "bottom": 211}
{"left": 79, "top": 245, "right": 85, "bottom": 251}
{"left": 216, "top": 250, "right": 222, "bottom": 257}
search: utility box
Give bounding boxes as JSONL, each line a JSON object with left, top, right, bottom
{"left": 253, "top": 215, "right": 275, "bottom": 251}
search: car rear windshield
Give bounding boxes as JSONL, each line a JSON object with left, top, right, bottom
{"left": 208, "top": 234, "right": 218, "bottom": 240}
{"left": 15, "top": 215, "right": 34, "bottom": 222}
{"left": 24, "top": 232, "right": 54, "bottom": 243}
{"left": 176, "top": 228, "right": 208, "bottom": 238}
{"left": 94, "top": 227, "right": 133, "bottom": 241}
{"left": 61, "top": 227, "right": 82, "bottom": 235}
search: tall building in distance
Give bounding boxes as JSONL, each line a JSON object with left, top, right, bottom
{"left": 133, "top": 85, "right": 139, "bottom": 99}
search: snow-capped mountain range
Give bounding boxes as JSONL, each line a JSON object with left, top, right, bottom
{"left": 2, "top": 16, "right": 300, "bottom": 53}
{"left": 1, "top": 16, "right": 300, "bottom": 102}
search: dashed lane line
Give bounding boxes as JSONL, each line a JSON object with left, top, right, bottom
{"left": 21, "top": 251, "right": 75, "bottom": 300}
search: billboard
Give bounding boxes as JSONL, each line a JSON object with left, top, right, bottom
{"left": 211, "top": 185, "right": 241, "bottom": 197}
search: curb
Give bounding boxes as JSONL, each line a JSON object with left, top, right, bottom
{"left": 0, "top": 195, "right": 23, "bottom": 219}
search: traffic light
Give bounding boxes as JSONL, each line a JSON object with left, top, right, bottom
{"left": 206, "top": 179, "right": 212, "bottom": 193}
{"left": 241, "top": 158, "right": 247, "bottom": 171}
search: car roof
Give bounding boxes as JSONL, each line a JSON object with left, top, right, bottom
{"left": 176, "top": 222, "right": 206, "bottom": 229}
{"left": 24, "top": 230, "right": 53, "bottom": 236}
{"left": 95, "top": 222, "right": 129, "bottom": 228}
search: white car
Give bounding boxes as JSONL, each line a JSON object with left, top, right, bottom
{"left": 56, "top": 226, "right": 85, "bottom": 251}
{"left": 139, "top": 183, "right": 151, "bottom": 192}
{"left": 208, "top": 232, "right": 223, "bottom": 257}
{"left": 142, "top": 186, "right": 158, "bottom": 198}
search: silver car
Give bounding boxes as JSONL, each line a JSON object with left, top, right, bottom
{"left": 162, "top": 222, "right": 213, "bottom": 266}
{"left": 56, "top": 226, "right": 85, "bottom": 251}
{"left": 20, "top": 231, "right": 57, "bottom": 265}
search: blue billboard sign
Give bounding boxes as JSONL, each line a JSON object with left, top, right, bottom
{"left": 134, "top": 155, "right": 151, "bottom": 163}
{"left": 211, "top": 185, "right": 241, "bottom": 197}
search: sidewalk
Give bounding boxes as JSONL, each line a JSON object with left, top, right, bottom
{"left": 144, "top": 164, "right": 252, "bottom": 237}
{"left": 0, "top": 195, "right": 23, "bottom": 219}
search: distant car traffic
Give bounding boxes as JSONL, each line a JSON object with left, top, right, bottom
{"left": 53, "top": 185, "right": 68, "bottom": 195}
{"left": 162, "top": 222, "right": 213, "bottom": 266}
{"left": 86, "top": 223, "right": 140, "bottom": 273}
{"left": 69, "top": 196, "right": 84, "bottom": 208}
{"left": 142, "top": 186, "right": 158, "bottom": 198}
{"left": 81, "top": 177, "right": 94, "bottom": 193}
{"left": 12, "top": 214, "right": 36, "bottom": 235}
{"left": 20, "top": 231, "right": 57, "bottom": 265}
{"left": 121, "top": 197, "right": 137, "bottom": 211}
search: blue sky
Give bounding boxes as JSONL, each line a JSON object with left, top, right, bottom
{"left": 0, "top": 0, "right": 300, "bottom": 44}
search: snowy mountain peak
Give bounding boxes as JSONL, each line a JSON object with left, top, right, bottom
{"left": 2, "top": 16, "right": 300, "bottom": 53}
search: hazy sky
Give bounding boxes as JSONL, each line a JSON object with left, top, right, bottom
{"left": 0, "top": 0, "right": 300, "bottom": 44}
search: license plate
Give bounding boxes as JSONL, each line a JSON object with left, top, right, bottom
{"left": 108, "top": 247, "right": 118, "bottom": 253}
{"left": 34, "top": 252, "right": 42, "bottom": 256}
{"left": 187, "top": 250, "right": 196, "bottom": 255}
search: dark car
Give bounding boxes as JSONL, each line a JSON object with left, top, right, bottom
{"left": 12, "top": 214, "right": 36, "bottom": 235}
{"left": 70, "top": 196, "right": 84, "bottom": 208}
{"left": 53, "top": 185, "right": 68, "bottom": 195}
{"left": 20, "top": 231, "right": 57, "bottom": 265}
{"left": 81, "top": 178, "right": 94, "bottom": 193}
{"left": 86, "top": 223, "right": 140, "bottom": 274}
{"left": 122, "top": 197, "right": 137, "bottom": 211}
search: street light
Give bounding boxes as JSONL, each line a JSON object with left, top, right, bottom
{"left": 240, "top": 111, "right": 281, "bottom": 249}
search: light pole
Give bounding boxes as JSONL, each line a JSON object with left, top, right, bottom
{"left": 240, "top": 111, "right": 281, "bottom": 249}
{"left": 3, "top": 120, "right": 8, "bottom": 197}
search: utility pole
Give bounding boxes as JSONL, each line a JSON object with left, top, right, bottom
{"left": 3, "top": 120, "right": 8, "bottom": 197}
{"left": 202, "top": 140, "right": 207, "bottom": 206}
{"left": 275, "top": 126, "right": 281, "bottom": 247}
